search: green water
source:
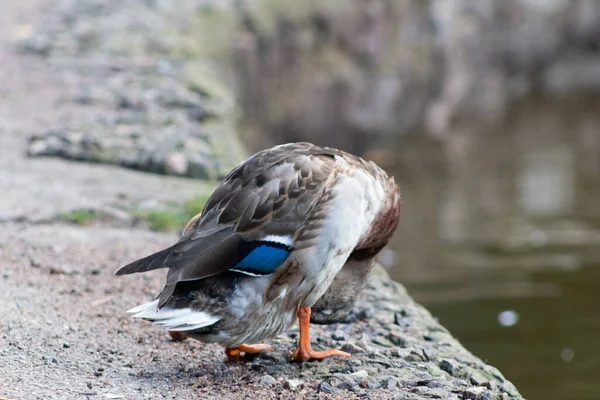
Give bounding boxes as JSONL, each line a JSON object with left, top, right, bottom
{"left": 383, "top": 95, "right": 600, "bottom": 400}
{"left": 404, "top": 264, "right": 600, "bottom": 400}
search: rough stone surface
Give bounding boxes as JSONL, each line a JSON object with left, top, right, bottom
{"left": 0, "top": 219, "right": 524, "bottom": 400}
{"left": 20, "top": 0, "right": 245, "bottom": 179}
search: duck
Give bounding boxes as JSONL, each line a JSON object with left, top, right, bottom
{"left": 116, "top": 142, "right": 400, "bottom": 362}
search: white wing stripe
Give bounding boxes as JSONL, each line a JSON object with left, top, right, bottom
{"left": 229, "top": 269, "right": 267, "bottom": 277}
{"left": 262, "top": 235, "right": 294, "bottom": 247}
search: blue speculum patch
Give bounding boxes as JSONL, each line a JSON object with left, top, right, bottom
{"left": 233, "top": 244, "right": 290, "bottom": 274}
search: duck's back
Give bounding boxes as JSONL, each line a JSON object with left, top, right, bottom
{"left": 184, "top": 142, "right": 345, "bottom": 236}
{"left": 117, "top": 143, "right": 390, "bottom": 306}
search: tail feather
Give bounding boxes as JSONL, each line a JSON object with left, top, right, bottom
{"left": 115, "top": 245, "right": 174, "bottom": 276}
{"left": 126, "top": 300, "right": 220, "bottom": 331}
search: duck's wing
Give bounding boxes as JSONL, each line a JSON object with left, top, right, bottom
{"left": 116, "top": 143, "right": 341, "bottom": 306}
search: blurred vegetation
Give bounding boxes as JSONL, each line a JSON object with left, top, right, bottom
{"left": 132, "top": 193, "right": 210, "bottom": 232}
{"left": 60, "top": 209, "right": 99, "bottom": 226}
{"left": 58, "top": 194, "right": 210, "bottom": 232}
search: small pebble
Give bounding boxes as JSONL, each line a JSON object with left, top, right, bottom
{"left": 372, "top": 336, "right": 394, "bottom": 348}
{"left": 480, "top": 381, "right": 496, "bottom": 390}
{"left": 422, "top": 349, "right": 437, "bottom": 361}
{"left": 389, "top": 332, "right": 408, "bottom": 346}
{"left": 340, "top": 342, "right": 364, "bottom": 354}
{"left": 463, "top": 387, "right": 492, "bottom": 400}
{"left": 335, "top": 376, "right": 359, "bottom": 392}
{"left": 283, "top": 379, "right": 302, "bottom": 390}
{"left": 348, "top": 359, "right": 362, "bottom": 367}
{"left": 350, "top": 370, "right": 369, "bottom": 380}
{"left": 365, "top": 379, "right": 381, "bottom": 389}
{"left": 260, "top": 375, "right": 277, "bottom": 386}
{"left": 389, "top": 348, "right": 403, "bottom": 358}
{"left": 439, "top": 359, "right": 459, "bottom": 376}
{"left": 405, "top": 350, "right": 425, "bottom": 362}
{"left": 317, "top": 381, "right": 340, "bottom": 395}
{"left": 299, "top": 370, "right": 313, "bottom": 378}
{"left": 314, "top": 365, "right": 330, "bottom": 375}
{"left": 331, "top": 329, "right": 346, "bottom": 341}
{"left": 380, "top": 376, "right": 398, "bottom": 389}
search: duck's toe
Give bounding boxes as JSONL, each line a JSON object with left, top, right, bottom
{"left": 225, "top": 343, "right": 274, "bottom": 359}
{"left": 168, "top": 331, "right": 188, "bottom": 341}
{"left": 289, "top": 346, "right": 350, "bottom": 362}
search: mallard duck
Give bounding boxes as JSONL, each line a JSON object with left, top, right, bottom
{"left": 116, "top": 142, "right": 400, "bottom": 362}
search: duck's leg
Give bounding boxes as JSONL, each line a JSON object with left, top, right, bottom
{"left": 289, "top": 306, "right": 351, "bottom": 362}
{"left": 225, "top": 344, "right": 274, "bottom": 359}
{"left": 168, "top": 331, "right": 188, "bottom": 341}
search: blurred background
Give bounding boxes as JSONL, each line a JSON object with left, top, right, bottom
{"left": 2, "top": 1, "right": 600, "bottom": 399}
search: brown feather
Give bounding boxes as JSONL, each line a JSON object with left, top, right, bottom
{"left": 115, "top": 245, "right": 175, "bottom": 275}
{"left": 117, "top": 142, "right": 397, "bottom": 308}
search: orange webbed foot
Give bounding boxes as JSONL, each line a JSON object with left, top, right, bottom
{"left": 289, "top": 306, "right": 351, "bottom": 362}
{"left": 225, "top": 343, "right": 274, "bottom": 360}
{"left": 289, "top": 346, "right": 351, "bottom": 362}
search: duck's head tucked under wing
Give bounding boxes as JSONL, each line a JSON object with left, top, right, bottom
{"left": 116, "top": 142, "right": 401, "bottom": 362}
